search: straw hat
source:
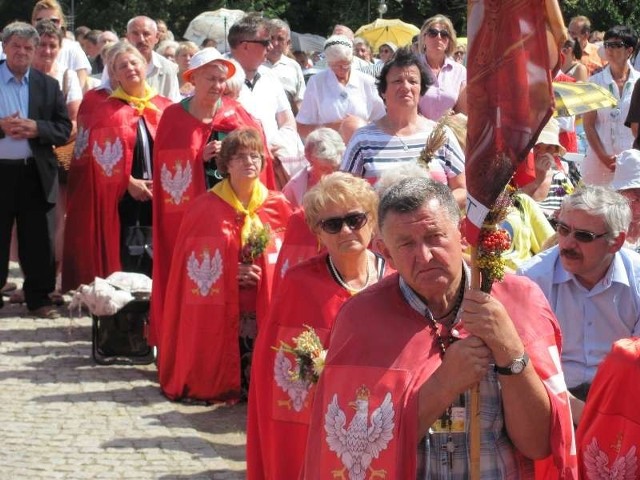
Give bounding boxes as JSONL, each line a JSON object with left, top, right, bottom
{"left": 535, "top": 117, "right": 567, "bottom": 157}
{"left": 182, "top": 47, "right": 236, "bottom": 83}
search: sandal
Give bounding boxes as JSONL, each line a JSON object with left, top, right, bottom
{"left": 9, "top": 289, "right": 25, "bottom": 304}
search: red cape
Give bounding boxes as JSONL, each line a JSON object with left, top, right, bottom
{"left": 62, "top": 94, "right": 171, "bottom": 291}
{"left": 157, "top": 187, "right": 292, "bottom": 403}
{"left": 150, "top": 98, "right": 275, "bottom": 346}
{"left": 247, "top": 253, "right": 389, "bottom": 479}
{"left": 576, "top": 338, "right": 640, "bottom": 479}
{"left": 302, "top": 273, "right": 577, "bottom": 479}
{"left": 271, "top": 208, "right": 324, "bottom": 293}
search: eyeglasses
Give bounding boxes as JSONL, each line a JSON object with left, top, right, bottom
{"left": 318, "top": 212, "right": 368, "bottom": 234}
{"left": 329, "top": 62, "right": 351, "bottom": 71}
{"left": 555, "top": 220, "right": 608, "bottom": 243}
{"left": 604, "top": 41, "right": 627, "bottom": 49}
{"left": 242, "top": 39, "right": 271, "bottom": 47}
{"left": 426, "top": 28, "right": 450, "bottom": 39}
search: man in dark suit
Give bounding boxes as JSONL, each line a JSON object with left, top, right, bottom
{"left": 0, "top": 22, "right": 71, "bottom": 318}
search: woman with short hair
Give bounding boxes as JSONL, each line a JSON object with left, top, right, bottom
{"left": 150, "top": 48, "right": 274, "bottom": 348}
{"left": 296, "top": 35, "right": 385, "bottom": 139}
{"left": 247, "top": 171, "right": 386, "bottom": 479}
{"left": 62, "top": 41, "right": 172, "bottom": 291}
{"left": 158, "top": 128, "right": 292, "bottom": 404}
{"left": 342, "top": 46, "right": 467, "bottom": 208}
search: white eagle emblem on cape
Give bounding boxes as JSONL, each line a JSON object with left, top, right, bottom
{"left": 324, "top": 386, "right": 395, "bottom": 480}
{"left": 187, "top": 249, "right": 223, "bottom": 296}
{"left": 273, "top": 348, "right": 312, "bottom": 412}
{"left": 73, "top": 126, "right": 90, "bottom": 158}
{"left": 93, "top": 137, "right": 123, "bottom": 177}
{"left": 161, "top": 162, "right": 192, "bottom": 205}
{"left": 584, "top": 438, "right": 637, "bottom": 479}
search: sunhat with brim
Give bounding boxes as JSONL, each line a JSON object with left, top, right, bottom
{"left": 379, "top": 42, "right": 398, "bottom": 52}
{"left": 611, "top": 149, "right": 640, "bottom": 191}
{"left": 183, "top": 47, "right": 236, "bottom": 83}
{"left": 535, "top": 117, "right": 567, "bottom": 157}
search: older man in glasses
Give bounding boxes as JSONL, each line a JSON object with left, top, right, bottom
{"left": 519, "top": 185, "right": 640, "bottom": 425}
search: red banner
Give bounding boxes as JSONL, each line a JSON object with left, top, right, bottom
{"left": 465, "top": 0, "right": 566, "bottom": 244}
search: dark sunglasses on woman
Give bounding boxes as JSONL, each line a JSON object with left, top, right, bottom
{"left": 318, "top": 212, "right": 368, "bottom": 234}
{"left": 426, "top": 28, "right": 450, "bottom": 39}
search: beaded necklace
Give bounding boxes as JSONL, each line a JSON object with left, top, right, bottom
{"left": 424, "top": 268, "right": 466, "bottom": 469}
{"left": 327, "top": 254, "right": 372, "bottom": 294}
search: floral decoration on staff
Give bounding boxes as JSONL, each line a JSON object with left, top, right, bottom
{"left": 475, "top": 186, "right": 513, "bottom": 292}
{"left": 274, "top": 325, "right": 327, "bottom": 385}
{"left": 240, "top": 223, "right": 271, "bottom": 264}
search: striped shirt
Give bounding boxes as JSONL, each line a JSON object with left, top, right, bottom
{"left": 340, "top": 121, "right": 465, "bottom": 185}
{"left": 399, "top": 266, "right": 526, "bottom": 479}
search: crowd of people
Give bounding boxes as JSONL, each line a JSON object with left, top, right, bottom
{"left": 2, "top": 1, "right": 640, "bottom": 477}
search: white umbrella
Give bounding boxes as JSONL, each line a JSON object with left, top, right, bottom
{"left": 290, "top": 32, "right": 326, "bottom": 53}
{"left": 183, "top": 8, "right": 246, "bottom": 53}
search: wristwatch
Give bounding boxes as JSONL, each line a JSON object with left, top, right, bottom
{"left": 494, "top": 352, "right": 529, "bottom": 375}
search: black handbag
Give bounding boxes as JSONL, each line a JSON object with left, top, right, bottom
{"left": 125, "top": 223, "right": 153, "bottom": 260}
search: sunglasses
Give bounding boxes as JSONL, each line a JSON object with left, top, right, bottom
{"left": 426, "top": 28, "right": 450, "bottom": 39}
{"left": 242, "top": 39, "right": 271, "bottom": 47}
{"left": 318, "top": 212, "right": 368, "bottom": 234}
{"left": 604, "top": 41, "right": 627, "bottom": 49}
{"left": 555, "top": 220, "right": 608, "bottom": 243}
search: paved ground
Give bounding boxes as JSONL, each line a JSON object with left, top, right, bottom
{"left": 0, "top": 265, "right": 247, "bottom": 479}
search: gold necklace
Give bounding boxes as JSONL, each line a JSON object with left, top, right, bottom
{"left": 327, "top": 254, "right": 372, "bottom": 293}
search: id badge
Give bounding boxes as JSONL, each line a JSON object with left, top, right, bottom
{"left": 450, "top": 406, "right": 466, "bottom": 433}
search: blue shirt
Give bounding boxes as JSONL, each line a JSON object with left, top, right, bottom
{"left": 518, "top": 246, "right": 640, "bottom": 388}
{"left": 0, "top": 61, "right": 33, "bottom": 159}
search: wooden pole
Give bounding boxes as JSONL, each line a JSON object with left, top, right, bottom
{"left": 469, "top": 246, "right": 481, "bottom": 480}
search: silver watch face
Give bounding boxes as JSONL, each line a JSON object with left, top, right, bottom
{"left": 511, "top": 360, "right": 525, "bottom": 374}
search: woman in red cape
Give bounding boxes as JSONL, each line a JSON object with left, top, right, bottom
{"left": 576, "top": 338, "right": 640, "bottom": 479}
{"left": 62, "top": 41, "right": 171, "bottom": 291}
{"left": 246, "top": 172, "right": 388, "bottom": 479}
{"left": 150, "top": 48, "right": 274, "bottom": 347}
{"left": 158, "top": 128, "right": 291, "bottom": 404}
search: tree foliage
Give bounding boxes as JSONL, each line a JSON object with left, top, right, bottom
{"left": 1, "top": 0, "right": 639, "bottom": 42}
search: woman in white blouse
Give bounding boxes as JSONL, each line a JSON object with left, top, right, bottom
{"left": 296, "top": 35, "right": 385, "bottom": 139}
{"left": 583, "top": 25, "right": 640, "bottom": 186}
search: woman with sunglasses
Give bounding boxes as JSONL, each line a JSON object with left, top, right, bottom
{"left": 582, "top": 25, "right": 640, "bottom": 186}
{"left": 417, "top": 14, "right": 467, "bottom": 120}
{"left": 247, "top": 171, "right": 386, "bottom": 479}
{"left": 158, "top": 128, "right": 292, "bottom": 405}
{"left": 296, "top": 35, "right": 385, "bottom": 140}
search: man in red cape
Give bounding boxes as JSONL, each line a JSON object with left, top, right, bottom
{"left": 576, "top": 338, "right": 640, "bottom": 478}
{"left": 302, "top": 178, "right": 577, "bottom": 479}
{"left": 157, "top": 185, "right": 290, "bottom": 403}
{"left": 150, "top": 97, "right": 275, "bottom": 346}
{"left": 62, "top": 89, "right": 171, "bottom": 291}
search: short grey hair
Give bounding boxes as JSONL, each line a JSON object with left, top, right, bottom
{"left": 560, "top": 185, "right": 631, "bottom": 238}
{"left": 2, "top": 22, "right": 39, "bottom": 46}
{"left": 378, "top": 177, "right": 460, "bottom": 230}
{"left": 156, "top": 39, "right": 179, "bottom": 55}
{"left": 324, "top": 34, "right": 353, "bottom": 63}
{"left": 269, "top": 18, "right": 291, "bottom": 37}
{"left": 126, "top": 16, "right": 157, "bottom": 34}
{"left": 304, "top": 128, "right": 345, "bottom": 167}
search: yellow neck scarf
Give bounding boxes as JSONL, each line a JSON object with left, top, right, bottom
{"left": 212, "top": 179, "right": 269, "bottom": 245}
{"left": 110, "top": 84, "right": 160, "bottom": 115}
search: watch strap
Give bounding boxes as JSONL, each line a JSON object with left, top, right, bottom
{"left": 494, "top": 352, "right": 529, "bottom": 375}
